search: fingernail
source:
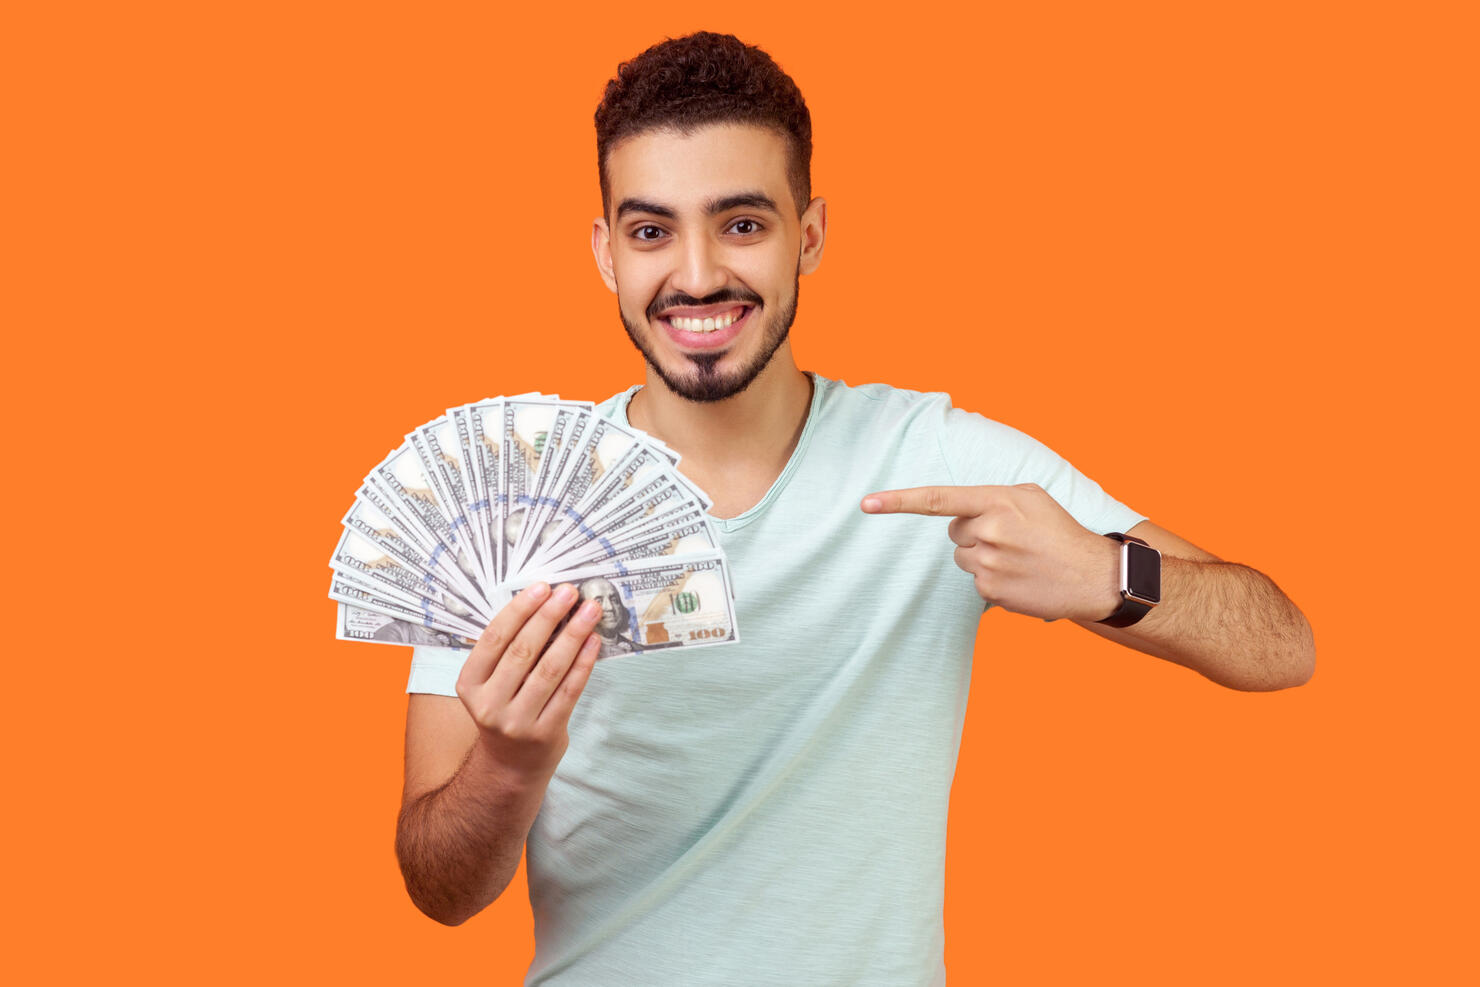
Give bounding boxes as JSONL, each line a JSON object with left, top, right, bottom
{"left": 861, "top": 496, "right": 881, "bottom": 513}
{"left": 553, "top": 583, "right": 577, "bottom": 604}
{"left": 527, "top": 582, "right": 551, "bottom": 600}
{"left": 578, "top": 599, "right": 601, "bottom": 620}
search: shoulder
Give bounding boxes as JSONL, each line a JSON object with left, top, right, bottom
{"left": 812, "top": 376, "right": 1029, "bottom": 448}
{"left": 813, "top": 376, "right": 1070, "bottom": 488}
{"left": 812, "top": 376, "right": 953, "bottom": 430}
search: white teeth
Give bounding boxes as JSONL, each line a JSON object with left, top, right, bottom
{"left": 671, "top": 308, "right": 743, "bottom": 333}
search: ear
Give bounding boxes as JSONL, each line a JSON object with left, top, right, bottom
{"left": 798, "top": 197, "right": 827, "bottom": 276}
{"left": 591, "top": 217, "right": 618, "bottom": 293}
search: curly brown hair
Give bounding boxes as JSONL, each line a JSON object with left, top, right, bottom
{"left": 595, "top": 32, "right": 812, "bottom": 218}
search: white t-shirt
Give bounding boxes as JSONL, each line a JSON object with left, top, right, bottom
{"left": 408, "top": 375, "right": 1145, "bottom": 986}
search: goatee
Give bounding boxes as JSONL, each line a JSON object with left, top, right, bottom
{"left": 619, "top": 276, "right": 800, "bottom": 404}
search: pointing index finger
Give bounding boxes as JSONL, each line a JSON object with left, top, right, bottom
{"left": 860, "top": 486, "right": 983, "bottom": 518}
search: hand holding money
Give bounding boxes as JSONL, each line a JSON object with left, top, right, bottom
{"left": 455, "top": 581, "right": 602, "bottom": 784}
{"left": 861, "top": 483, "right": 1119, "bottom": 621}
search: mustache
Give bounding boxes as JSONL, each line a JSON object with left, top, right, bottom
{"left": 646, "top": 288, "right": 763, "bottom": 321}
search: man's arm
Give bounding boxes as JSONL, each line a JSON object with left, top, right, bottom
{"left": 861, "top": 486, "right": 1315, "bottom": 692}
{"left": 397, "top": 696, "right": 546, "bottom": 926}
{"left": 396, "top": 582, "right": 602, "bottom": 925}
{"left": 1071, "top": 520, "right": 1315, "bottom": 692}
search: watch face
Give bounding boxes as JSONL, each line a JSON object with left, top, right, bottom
{"left": 1125, "top": 541, "right": 1161, "bottom": 603}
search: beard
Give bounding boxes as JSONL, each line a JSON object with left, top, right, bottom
{"left": 619, "top": 273, "right": 800, "bottom": 404}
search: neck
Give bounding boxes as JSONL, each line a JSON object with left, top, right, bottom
{"left": 627, "top": 344, "right": 813, "bottom": 505}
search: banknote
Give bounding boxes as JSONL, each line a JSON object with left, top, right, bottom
{"left": 329, "top": 526, "right": 484, "bottom": 624}
{"left": 535, "top": 444, "right": 705, "bottom": 561}
{"left": 500, "top": 553, "right": 738, "bottom": 658}
{"left": 328, "top": 569, "right": 470, "bottom": 632}
{"left": 509, "top": 406, "right": 586, "bottom": 572}
{"left": 460, "top": 399, "right": 506, "bottom": 585}
{"left": 535, "top": 492, "right": 716, "bottom": 571}
{"left": 342, "top": 493, "right": 489, "bottom": 621}
{"left": 364, "top": 446, "right": 484, "bottom": 599}
{"left": 331, "top": 395, "right": 738, "bottom": 656}
{"left": 516, "top": 416, "right": 646, "bottom": 570}
{"left": 536, "top": 460, "right": 709, "bottom": 565}
{"left": 500, "top": 397, "right": 570, "bottom": 581}
{"left": 413, "top": 415, "right": 485, "bottom": 584}
{"left": 446, "top": 404, "right": 492, "bottom": 586}
{"left": 552, "top": 514, "right": 721, "bottom": 570}
{"left": 357, "top": 474, "right": 485, "bottom": 606}
{"left": 336, "top": 604, "right": 476, "bottom": 649}
{"left": 329, "top": 572, "right": 485, "bottom": 639}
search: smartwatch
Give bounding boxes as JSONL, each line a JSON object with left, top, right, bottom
{"left": 1098, "top": 532, "right": 1161, "bottom": 627}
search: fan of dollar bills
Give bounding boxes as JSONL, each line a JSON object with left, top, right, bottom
{"left": 330, "top": 394, "right": 739, "bottom": 656}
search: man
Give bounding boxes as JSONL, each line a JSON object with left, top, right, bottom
{"left": 577, "top": 576, "right": 637, "bottom": 658}
{"left": 394, "top": 32, "right": 1314, "bottom": 985}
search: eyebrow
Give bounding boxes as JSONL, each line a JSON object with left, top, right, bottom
{"left": 704, "top": 192, "right": 779, "bottom": 215}
{"left": 615, "top": 190, "right": 780, "bottom": 221}
{"left": 615, "top": 198, "right": 676, "bottom": 220}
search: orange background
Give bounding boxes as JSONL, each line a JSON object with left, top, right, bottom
{"left": 6, "top": 1, "right": 1476, "bottom": 983}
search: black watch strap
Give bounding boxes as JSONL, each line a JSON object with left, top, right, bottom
{"left": 1099, "top": 532, "right": 1155, "bottom": 628}
{"left": 1099, "top": 595, "right": 1153, "bottom": 628}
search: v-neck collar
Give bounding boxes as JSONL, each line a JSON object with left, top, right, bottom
{"left": 612, "top": 372, "right": 826, "bottom": 533}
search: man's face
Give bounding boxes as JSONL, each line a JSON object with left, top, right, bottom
{"left": 579, "top": 577, "right": 628, "bottom": 637}
{"left": 593, "top": 124, "right": 826, "bottom": 403}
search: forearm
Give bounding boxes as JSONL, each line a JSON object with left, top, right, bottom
{"left": 395, "top": 741, "right": 551, "bottom": 926}
{"left": 1109, "top": 556, "right": 1315, "bottom": 692}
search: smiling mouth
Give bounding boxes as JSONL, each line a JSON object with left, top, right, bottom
{"left": 658, "top": 304, "right": 751, "bottom": 334}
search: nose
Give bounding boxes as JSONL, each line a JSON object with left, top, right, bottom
{"left": 670, "top": 233, "right": 728, "bottom": 299}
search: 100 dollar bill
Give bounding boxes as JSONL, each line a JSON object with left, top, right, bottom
{"left": 329, "top": 572, "right": 484, "bottom": 639}
{"left": 499, "top": 553, "right": 737, "bottom": 658}
{"left": 336, "top": 603, "right": 475, "bottom": 649}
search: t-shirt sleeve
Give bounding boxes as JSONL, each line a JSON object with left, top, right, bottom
{"left": 406, "top": 646, "right": 470, "bottom": 696}
{"left": 936, "top": 400, "right": 1146, "bottom": 537}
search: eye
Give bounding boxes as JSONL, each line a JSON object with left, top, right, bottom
{"left": 632, "top": 224, "right": 667, "bottom": 241}
{"left": 727, "top": 218, "right": 763, "bottom": 236}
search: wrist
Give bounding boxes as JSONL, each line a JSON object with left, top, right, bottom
{"left": 1096, "top": 531, "right": 1162, "bottom": 627}
{"left": 467, "top": 734, "right": 560, "bottom": 797}
{"left": 1084, "top": 534, "right": 1123, "bottom": 621}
